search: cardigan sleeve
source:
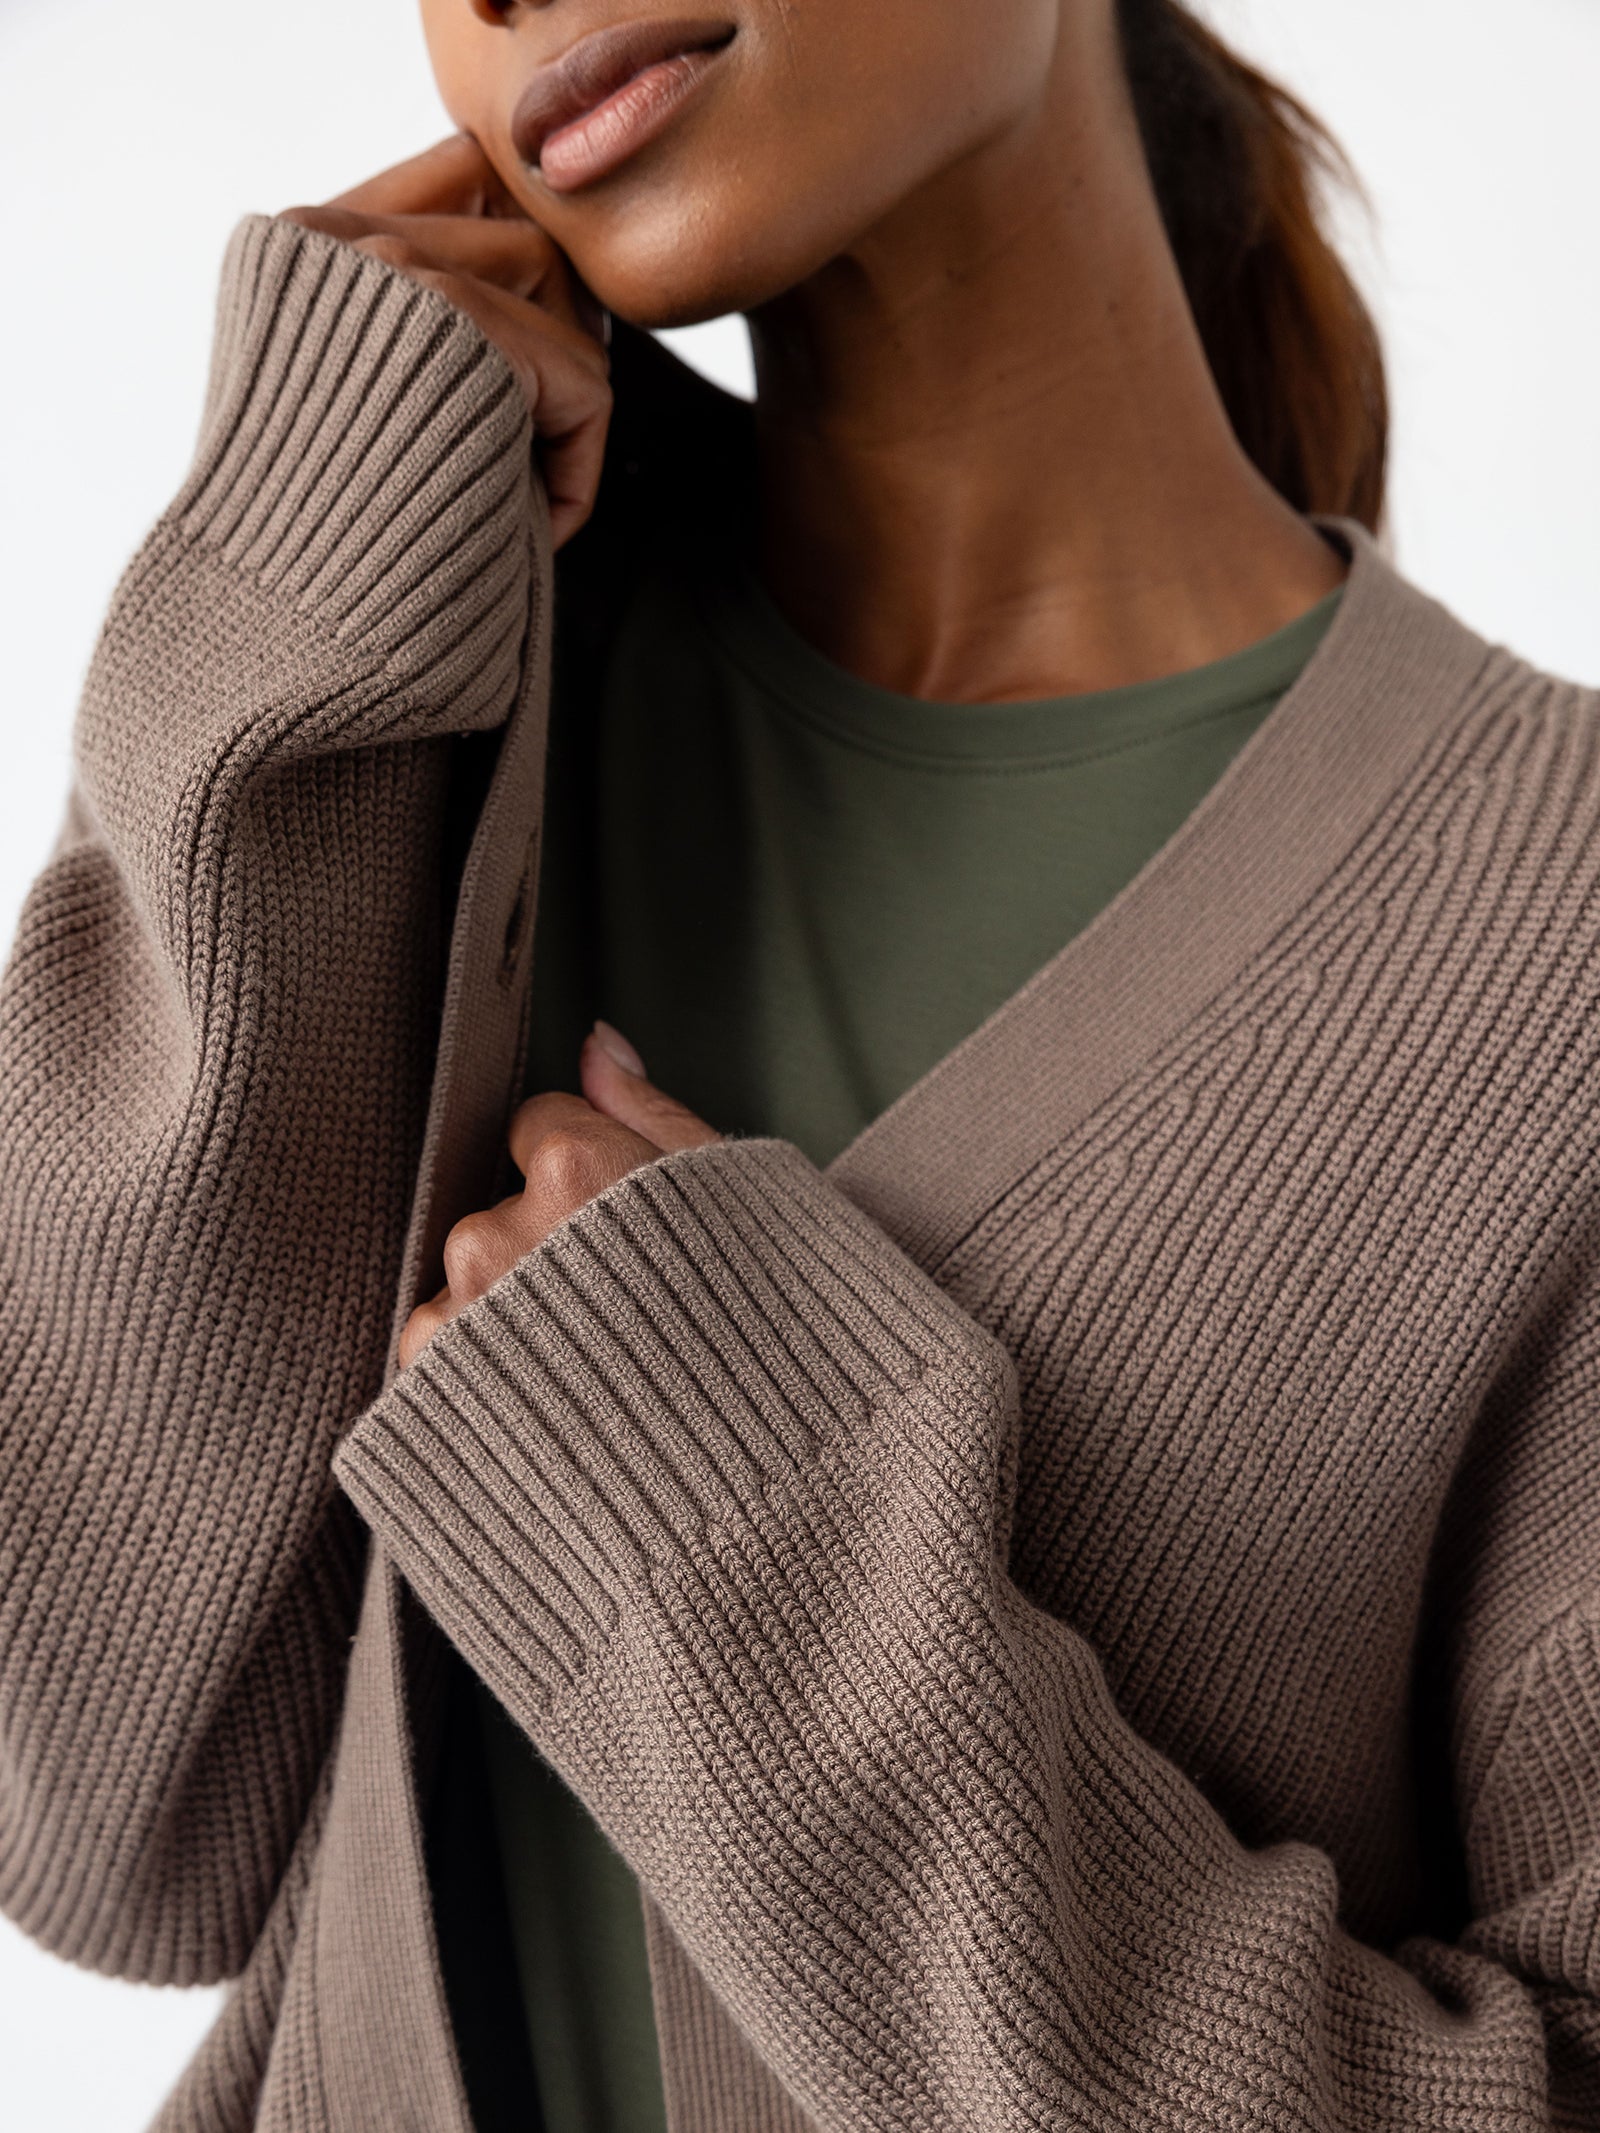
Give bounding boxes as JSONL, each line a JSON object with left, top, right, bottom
{"left": 0, "top": 213, "right": 540, "bottom": 1982}
{"left": 333, "top": 1131, "right": 1600, "bottom": 2131}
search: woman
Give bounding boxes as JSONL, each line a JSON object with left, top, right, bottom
{"left": 2, "top": 1, "right": 1596, "bottom": 2128}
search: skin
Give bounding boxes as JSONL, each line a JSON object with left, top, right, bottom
{"left": 279, "top": 0, "right": 1348, "bottom": 1370}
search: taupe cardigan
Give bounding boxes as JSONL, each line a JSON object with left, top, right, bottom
{"left": 3, "top": 213, "right": 1599, "bottom": 2131}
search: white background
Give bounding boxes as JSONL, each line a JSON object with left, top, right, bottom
{"left": 2, "top": 2, "right": 1596, "bottom": 2127}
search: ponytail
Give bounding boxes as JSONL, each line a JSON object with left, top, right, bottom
{"left": 1117, "top": 0, "right": 1388, "bottom": 532}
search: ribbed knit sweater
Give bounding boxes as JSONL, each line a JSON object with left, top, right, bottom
{"left": 2, "top": 211, "right": 1599, "bottom": 2133}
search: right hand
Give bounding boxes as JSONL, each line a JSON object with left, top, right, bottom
{"left": 279, "top": 133, "right": 613, "bottom": 549}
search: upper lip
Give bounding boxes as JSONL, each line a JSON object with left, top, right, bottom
{"left": 510, "top": 15, "right": 737, "bottom": 168}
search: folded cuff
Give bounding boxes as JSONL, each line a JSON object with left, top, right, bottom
{"left": 171, "top": 212, "right": 540, "bottom": 727}
{"left": 331, "top": 1135, "right": 1014, "bottom": 1722}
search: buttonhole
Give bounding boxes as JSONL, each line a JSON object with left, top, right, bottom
{"left": 497, "top": 835, "right": 538, "bottom": 988}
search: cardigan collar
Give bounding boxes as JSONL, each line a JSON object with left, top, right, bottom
{"left": 825, "top": 516, "right": 1496, "bottom": 1270}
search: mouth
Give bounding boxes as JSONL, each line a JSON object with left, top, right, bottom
{"left": 510, "top": 15, "right": 738, "bottom": 195}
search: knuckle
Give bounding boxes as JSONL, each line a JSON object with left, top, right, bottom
{"left": 355, "top": 231, "right": 417, "bottom": 271}
{"left": 507, "top": 1095, "right": 542, "bottom": 1162}
{"left": 533, "top": 1126, "right": 604, "bottom": 1204}
{"left": 510, "top": 358, "right": 543, "bottom": 414}
{"left": 441, "top": 1213, "right": 500, "bottom": 1296}
{"left": 519, "top": 225, "right": 561, "bottom": 269}
{"left": 575, "top": 355, "right": 615, "bottom": 410}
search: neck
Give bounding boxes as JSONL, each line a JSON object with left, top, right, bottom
{"left": 744, "top": 4, "right": 1345, "bottom": 703}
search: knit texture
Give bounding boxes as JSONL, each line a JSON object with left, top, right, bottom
{"left": 4, "top": 211, "right": 1600, "bottom": 2131}
{"left": 0, "top": 208, "right": 537, "bottom": 1998}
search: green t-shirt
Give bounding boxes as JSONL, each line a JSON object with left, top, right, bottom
{"left": 447, "top": 529, "right": 1344, "bottom": 2133}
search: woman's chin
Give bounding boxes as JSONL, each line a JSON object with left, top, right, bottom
{"left": 588, "top": 268, "right": 762, "bottom": 337}
{"left": 564, "top": 205, "right": 823, "bottom": 336}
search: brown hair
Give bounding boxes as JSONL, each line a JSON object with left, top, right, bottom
{"left": 1117, "top": 0, "right": 1388, "bottom": 532}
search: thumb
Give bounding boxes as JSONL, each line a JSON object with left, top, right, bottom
{"left": 579, "top": 1021, "right": 722, "bottom": 1154}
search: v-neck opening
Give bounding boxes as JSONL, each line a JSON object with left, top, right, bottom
{"left": 820, "top": 518, "right": 1498, "bottom": 1269}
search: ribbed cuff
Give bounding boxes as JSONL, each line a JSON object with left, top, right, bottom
{"left": 331, "top": 1136, "right": 1014, "bottom": 1721}
{"left": 171, "top": 212, "right": 541, "bottom": 727}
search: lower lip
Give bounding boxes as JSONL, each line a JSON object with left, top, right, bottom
{"left": 538, "top": 41, "right": 731, "bottom": 194}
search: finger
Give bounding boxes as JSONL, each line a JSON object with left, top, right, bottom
{"left": 508, "top": 1091, "right": 608, "bottom": 1179}
{"left": 470, "top": 279, "right": 613, "bottom": 545}
{"left": 399, "top": 1285, "right": 454, "bottom": 1372}
{"left": 579, "top": 1023, "right": 723, "bottom": 1155}
{"left": 280, "top": 205, "right": 562, "bottom": 301}
{"left": 538, "top": 387, "right": 614, "bottom": 551}
{"left": 324, "top": 132, "right": 508, "bottom": 219}
{"left": 457, "top": 235, "right": 606, "bottom": 354}
{"left": 440, "top": 1191, "right": 535, "bottom": 1306}
{"left": 507, "top": 1098, "right": 661, "bottom": 1247}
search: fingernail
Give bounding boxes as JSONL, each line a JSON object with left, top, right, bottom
{"left": 593, "top": 1018, "right": 646, "bottom": 1076}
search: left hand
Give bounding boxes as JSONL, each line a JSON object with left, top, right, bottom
{"left": 398, "top": 1021, "right": 722, "bottom": 1371}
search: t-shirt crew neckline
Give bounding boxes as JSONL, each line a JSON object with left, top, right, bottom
{"left": 696, "top": 551, "right": 1346, "bottom": 772}
{"left": 806, "top": 517, "right": 1495, "bottom": 1269}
